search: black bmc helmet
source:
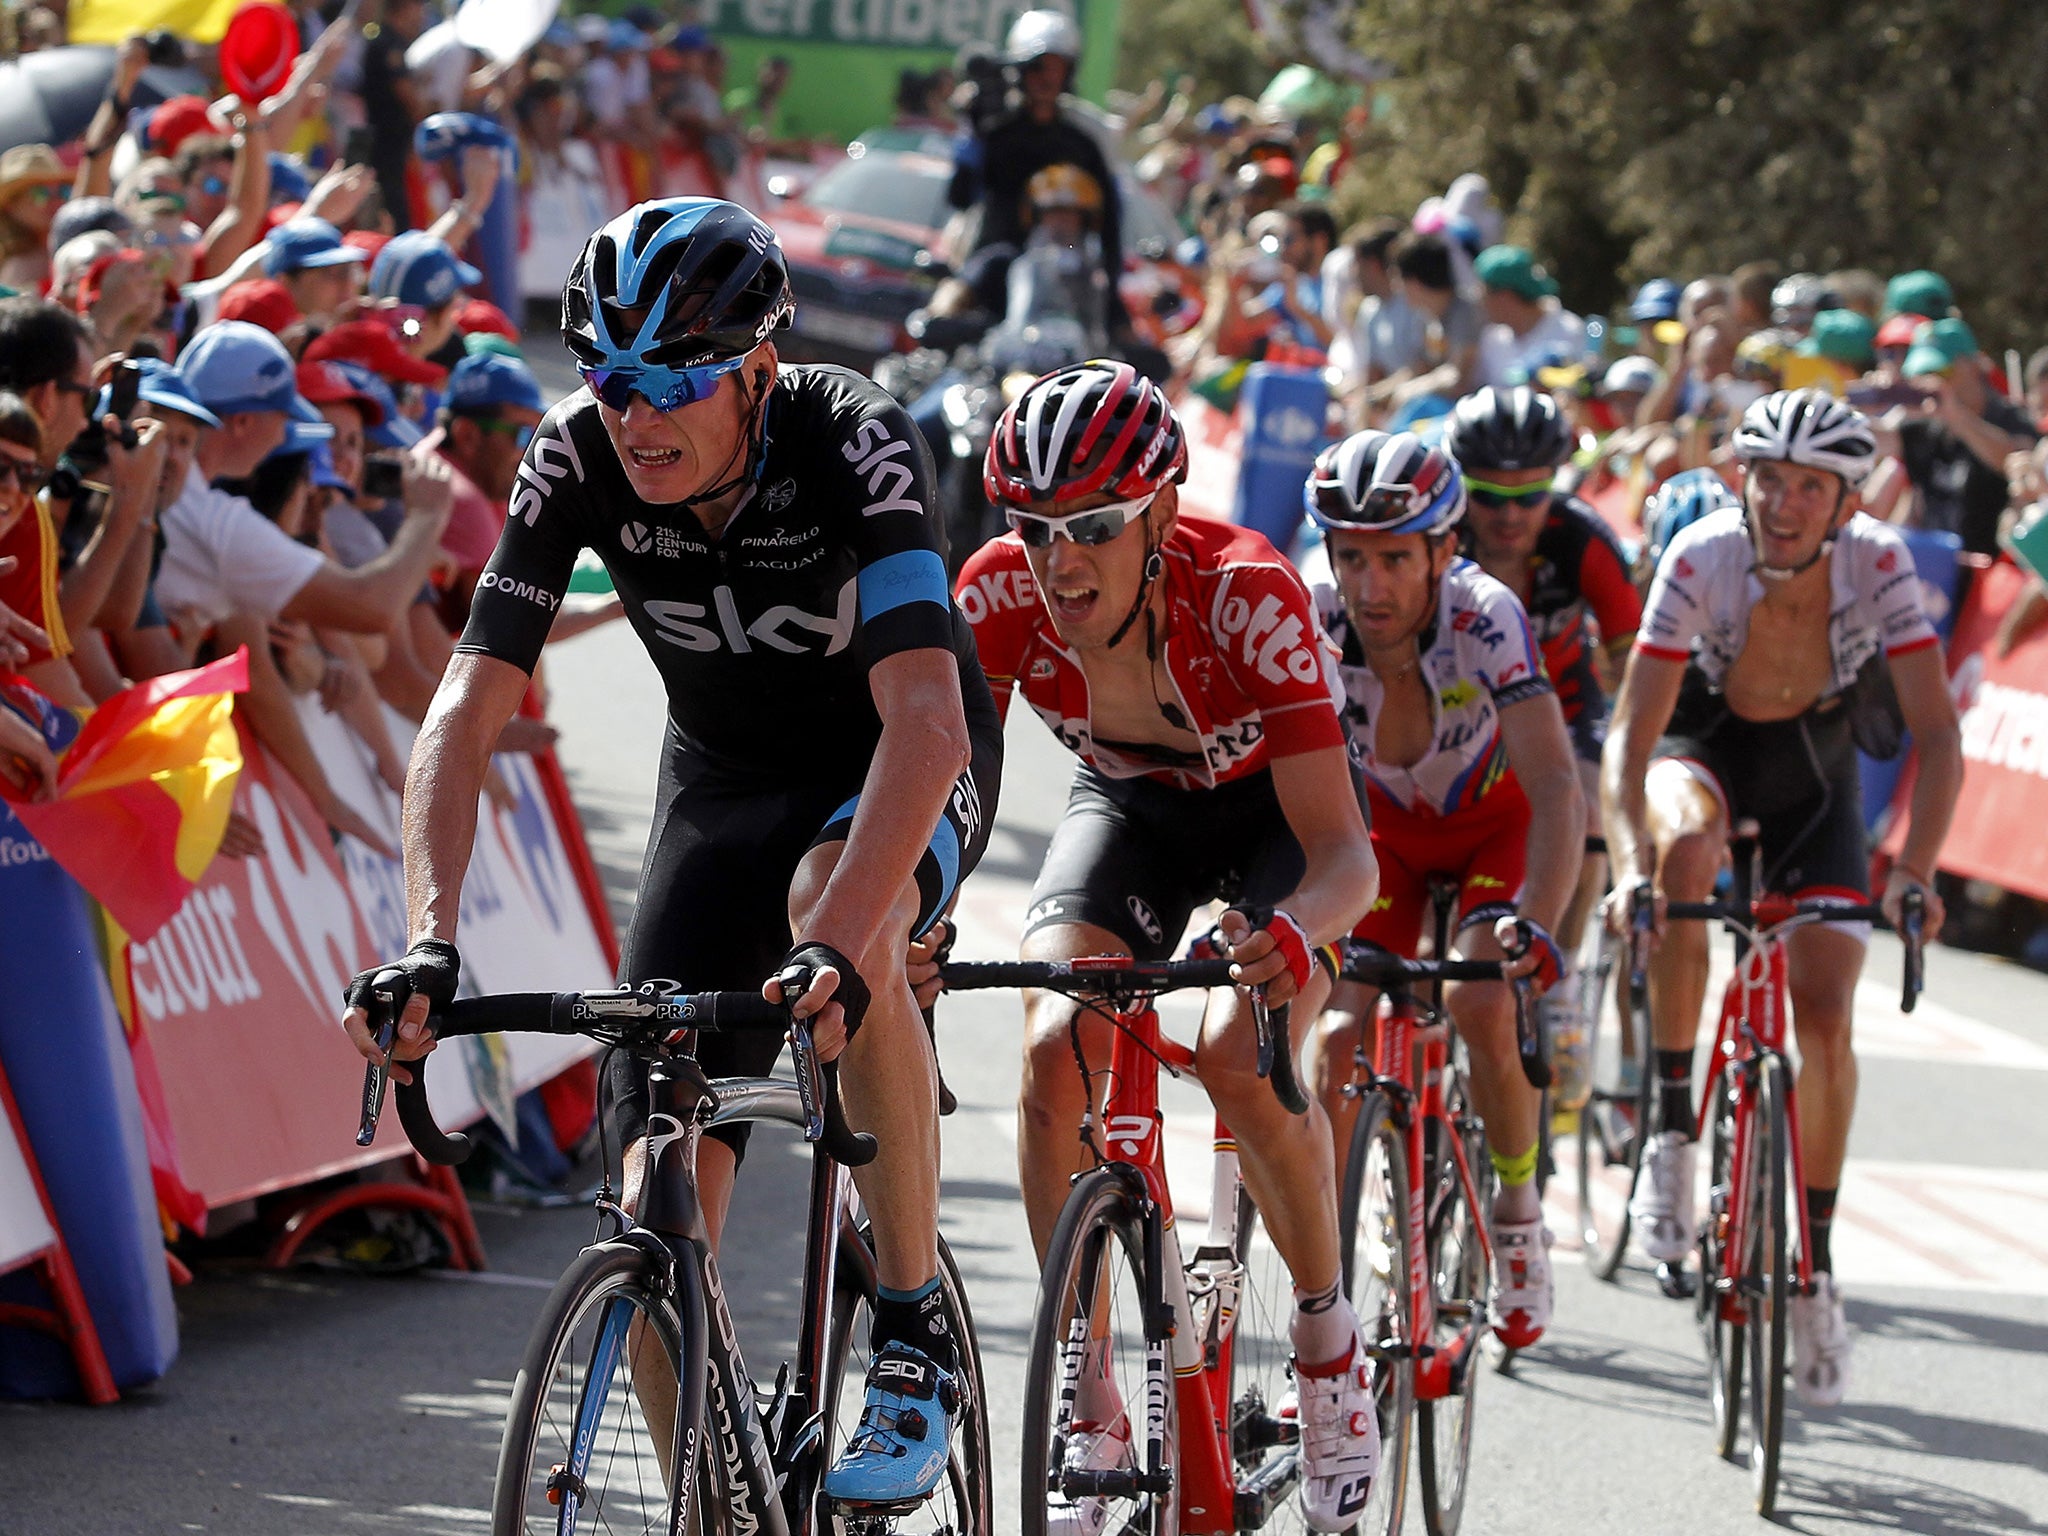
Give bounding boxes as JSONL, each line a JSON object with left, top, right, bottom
{"left": 562, "top": 198, "right": 793, "bottom": 383}
{"left": 1443, "top": 385, "right": 1573, "bottom": 473}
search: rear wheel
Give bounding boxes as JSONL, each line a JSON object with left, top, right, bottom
{"left": 1698, "top": 1071, "right": 1746, "bottom": 1462}
{"left": 1021, "top": 1168, "right": 1175, "bottom": 1536}
{"left": 826, "top": 1225, "right": 992, "bottom": 1534}
{"left": 1416, "top": 1119, "right": 1485, "bottom": 1536}
{"left": 1574, "top": 923, "right": 1649, "bottom": 1281}
{"left": 1337, "top": 1089, "right": 1415, "bottom": 1536}
{"left": 492, "top": 1240, "right": 710, "bottom": 1535}
{"left": 1747, "top": 1057, "right": 1792, "bottom": 1516}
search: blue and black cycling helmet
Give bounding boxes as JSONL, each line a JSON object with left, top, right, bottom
{"left": 1642, "top": 467, "right": 1741, "bottom": 565}
{"left": 562, "top": 198, "right": 793, "bottom": 402}
{"left": 1306, "top": 429, "right": 1467, "bottom": 538}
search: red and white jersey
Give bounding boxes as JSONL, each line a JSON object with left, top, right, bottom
{"left": 1637, "top": 508, "right": 1939, "bottom": 693}
{"left": 957, "top": 514, "right": 1348, "bottom": 790}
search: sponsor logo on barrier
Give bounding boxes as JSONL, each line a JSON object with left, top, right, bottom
{"left": 0, "top": 836, "right": 49, "bottom": 865}
{"left": 1958, "top": 674, "right": 2048, "bottom": 781}
{"left": 129, "top": 885, "right": 266, "bottom": 1017}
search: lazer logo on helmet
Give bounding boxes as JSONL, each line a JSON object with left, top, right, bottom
{"left": 842, "top": 418, "right": 924, "bottom": 517}
{"left": 642, "top": 577, "right": 856, "bottom": 655}
{"left": 509, "top": 430, "right": 588, "bottom": 526}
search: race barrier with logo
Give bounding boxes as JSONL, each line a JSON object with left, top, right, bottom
{"left": 1233, "top": 363, "right": 1331, "bottom": 558}
{"left": 0, "top": 690, "right": 617, "bottom": 1398}
{"left": 1890, "top": 558, "right": 2048, "bottom": 899}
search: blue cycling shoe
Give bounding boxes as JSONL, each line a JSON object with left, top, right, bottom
{"left": 824, "top": 1343, "right": 958, "bottom": 1506}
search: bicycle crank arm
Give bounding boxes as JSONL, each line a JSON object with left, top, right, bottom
{"left": 1060, "top": 1466, "right": 1175, "bottom": 1498}
{"left": 1233, "top": 1447, "right": 1302, "bottom": 1528}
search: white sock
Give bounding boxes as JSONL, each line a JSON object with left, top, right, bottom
{"left": 1290, "top": 1279, "right": 1357, "bottom": 1370}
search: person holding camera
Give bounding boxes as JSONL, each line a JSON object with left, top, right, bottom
{"left": 946, "top": 10, "right": 1130, "bottom": 337}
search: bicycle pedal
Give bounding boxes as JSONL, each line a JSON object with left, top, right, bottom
{"left": 1654, "top": 1262, "right": 1696, "bottom": 1300}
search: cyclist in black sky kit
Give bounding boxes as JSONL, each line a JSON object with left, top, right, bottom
{"left": 339, "top": 197, "right": 1003, "bottom": 1508}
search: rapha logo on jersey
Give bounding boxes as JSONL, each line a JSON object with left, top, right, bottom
{"left": 760, "top": 477, "right": 796, "bottom": 514}
{"left": 842, "top": 418, "right": 923, "bottom": 517}
{"left": 1216, "top": 590, "right": 1320, "bottom": 686}
{"left": 476, "top": 571, "right": 561, "bottom": 610}
{"left": 643, "top": 576, "right": 856, "bottom": 655}
{"left": 509, "top": 429, "right": 588, "bottom": 526}
{"left": 1126, "top": 895, "right": 1164, "bottom": 945}
{"left": 621, "top": 522, "right": 653, "bottom": 554}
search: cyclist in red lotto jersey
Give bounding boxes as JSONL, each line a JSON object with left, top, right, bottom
{"left": 1296, "top": 429, "right": 1585, "bottom": 1351}
{"left": 1445, "top": 386, "right": 1642, "bottom": 1094}
{"left": 956, "top": 360, "right": 1383, "bottom": 1531}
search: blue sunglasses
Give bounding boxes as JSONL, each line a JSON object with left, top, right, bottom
{"left": 580, "top": 354, "right": 747, "bottom": 413}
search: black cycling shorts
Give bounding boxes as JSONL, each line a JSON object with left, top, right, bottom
{"left": 1651, "top": 670, "right": 1867, "bottom": 905}
{"left": 612, "top": 710, "right": 1002, "bottom": 1162}
{"left": 1556, "top": 646, "right": 1609, "bottom": 765}
{"left": 1023, "top": 761, "right": 1366, "bottom": 960}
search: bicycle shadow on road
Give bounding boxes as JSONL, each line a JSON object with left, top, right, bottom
{"left": 1485, "top": 1324, "right": 1713, "bottom": 1431}
{"left": 1845, "top": 1293, "right": 2048, "bottom": 1357}
{"left": 1772, "top": 1459, "right": 2048, "bottom": 1536}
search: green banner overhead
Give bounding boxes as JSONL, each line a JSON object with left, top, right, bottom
{"left": 706, "top": 0, "right": 1119, "bottom": 146}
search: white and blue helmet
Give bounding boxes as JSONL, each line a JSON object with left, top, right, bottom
{"left": 1305, "top": 429, "right": 1468, "bottom": 538}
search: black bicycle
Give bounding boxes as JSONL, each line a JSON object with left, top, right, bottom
{"left": 356, "top": 979, "right": 992, "bottom": 1536}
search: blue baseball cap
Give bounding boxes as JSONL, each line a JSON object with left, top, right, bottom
{"left": 369, "top": 231, "right": 482, "bottom": 309}
{"left": 178, "top": 321, "right": 313, "bottom": 418}
{"left": 303, "top": 439, "right": 354, "bottom": 492}
{"left": 101, "top": 358, "right": 221, "bottom": 428}
{"left": 607, "top": 17, "right": 647, "bottom": 51}
{"left": 263, "top": 217, "right": 367, "bottom": 276}
{"left": 1630, "top": 278, "right": 1681, "bottom": 322}
{"left": 446, "top": 352, "right": 545, "bottom": 415}
{"left": 329, "top": 360, "right": 424, "bottom": 448}
{"left": 267, "top": 152, "right": 313, "bottom": 204}
{"left": 269, "top": 396, "right": 337, "bottom": 457}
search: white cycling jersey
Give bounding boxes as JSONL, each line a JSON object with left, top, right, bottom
{"left": 1636, "top": 508, "right": 1939, "bottom": 693}
{"left": 1302, "top": 548, "right": 1553, "bottom": 816}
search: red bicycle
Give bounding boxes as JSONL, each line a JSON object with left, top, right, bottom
{"left": 1626, "top": 827, "right": 1923, "bottom": 1517}
{"left": 942, "top": 955, "right": 1326, "bottom": 1535}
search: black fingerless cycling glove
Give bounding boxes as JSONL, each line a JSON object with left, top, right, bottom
{"left": 776, "top": 941, "right": 871, "bottom": 1041}
{"left": 344, "top": 937, "right": 462, "bottom": 1023}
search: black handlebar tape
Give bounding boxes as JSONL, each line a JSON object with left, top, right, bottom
{"left": 820, "top": 1060, "right": 878, "bottom": 1167}
{"left": 941, "top": 959, "right": 1239, "bottom": 993}
{"left": 1264, "top": 1002, "right": 1310, "bottom": 1116}
{"left": 396, "top": 1073, "right": 472, "bottom": 1166}
{"left": 1339, "top": 953, "right": 1507, "bottom": 987}
{"left": 437, "top": 992, "right": 559, "bottom": 1037}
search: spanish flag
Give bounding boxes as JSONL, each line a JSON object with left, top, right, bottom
{"left": 0, "top": 651, "right": 249, "bottom": 944}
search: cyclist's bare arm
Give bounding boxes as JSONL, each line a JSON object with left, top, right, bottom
{"left": 1886, "top": 643, "right": 1963, "bottom": 927}
{"left": 1495, "top": 691, "right": 1585, "bottom": 931}
{"left": 1227, "top": 742, "right": 1378, "bottom": 1001}
{"left": 791, "top": 646, "right": 969, "bottom": 973}
{"left": 1601, "top": 647, "right": 1688, "bottom": 888}
{"left": 339, "top": 651, "right": 527, "bottom": 1065}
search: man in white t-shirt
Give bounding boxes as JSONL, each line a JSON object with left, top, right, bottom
{"left": 1473, "top": 244, "right": 1585, "bottom": 390}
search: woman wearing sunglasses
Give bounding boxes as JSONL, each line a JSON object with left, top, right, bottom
{"left": 961, "top": 358, "right": 1387, "bottom": 1532}
{"left": 342, "top": 195, "right": 1005, "bottom": 1512}
{"left": 1445, "top": 384, "right": 1643, "bottom": 1097}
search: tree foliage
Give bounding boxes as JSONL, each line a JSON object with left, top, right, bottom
{"left": 1336, "top": 0, "right": 2048, "bottom": 347}
{"left": 1114, "top": 0, "right": 1270, "bottom": 108}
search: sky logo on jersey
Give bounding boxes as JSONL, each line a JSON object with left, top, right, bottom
{"left": 1216, "top": 591, "right": 1320, "bottom": 687}
{"left": 509, "top": 430, "right": 588, "bottom": 527}
{"left": 642, "top": 578, "right": 856, "bottom": 655}
{"left": 842, "top": 418, "right": 924, "bottom": 518}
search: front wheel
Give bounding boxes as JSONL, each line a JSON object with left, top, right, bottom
{"left": 1021, "top": 1168, "right": 1175, "bottom": 1536}
{"left": 1338, "top": 1090, "right": 1415, "bottom": 1536}
{"left": 1747, "top": 1056, "right": 1792, "bottom": 1516}
{"left": 1574, "top": 922, "right": 1649, "bottom": 1281}
{"left": 1416, "top": 1120, "right": 1486, "bottom": 1536}
{"left": 1698, "top": 1072, "right": 1745, "bottom": 1462}
{"left": 492, "top": 1239, "right": 711, "bottom": 1535}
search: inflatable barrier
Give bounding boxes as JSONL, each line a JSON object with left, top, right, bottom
{"left": 1233, "top": 363, "right": 1331, "bottom": 558}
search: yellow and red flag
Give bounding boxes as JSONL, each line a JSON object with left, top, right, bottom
{"left": 0, "top": 650, "right": 249, "bottom": 943}
{"left": 68, "top": 0, "right": 245, "bottom": 45}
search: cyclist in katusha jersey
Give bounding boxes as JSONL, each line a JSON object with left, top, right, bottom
{"left": 337, "top": 198, "right": 1004, "bottom": 1509}
{"left": 957, "top": 360, "right": 1381, "bottom": 1533}
{"left": 1295, "top": 429, "right": 1584, "bottom": 1354}
{"left": 1445, "top": 386, "right": 1642, "bottom": 1102}
{"left": 1604, "top": 388, "right": 1962, "bottom": 1409}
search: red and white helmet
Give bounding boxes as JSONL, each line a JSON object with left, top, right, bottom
{"left": 984, "top": 360, "right": 1187, "bottom": 509}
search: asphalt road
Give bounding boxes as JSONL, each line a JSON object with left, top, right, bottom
{"left": 4, "top": 345, "right": 2045, "bottom": 1530}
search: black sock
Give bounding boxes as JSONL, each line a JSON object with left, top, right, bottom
{"left": 871, "top": 1278, "right": 957, "bottom": 1374}
{"left": 1655, "top": 1049, "right": 1696, "bottom": 1139}
{"left": 1805, "top": 1186, "right": 1838, "bottom": 1274}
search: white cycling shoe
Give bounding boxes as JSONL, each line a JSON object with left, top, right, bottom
{"left": 1631, "top": 1131, "right": 1697, "bottom": 1265}
{"left": 1790, "top": 1273, "right": 1852, "bottom": 1408}
{"left": 1489, "top": 1218, "right": 1554, "bottom": 1350}
{"left": 1045, "top": 1386, "right": 1133, "bottom": 1536}
{"left": 1295, "top": 1318, "right": 1380, "bottom": 1532}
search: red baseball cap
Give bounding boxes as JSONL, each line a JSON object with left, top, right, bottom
{"left": 455, "top": 298, "right": 518, "bottom": 339}
{"left": 343, "top": 229, "right": 393, "bottom": 264}
{"left": 1875, "top": 312, "right": 1928, "bottom": 349}
{"left": 218, "top": 277, "right": 301, "bottom": 333}
{"left": 296, "top": 359, "right": 387, "bottom": 427}
{"left": 303, "top": 318, "right": 448, "bottom": 386}
{"left": 149, "top": 95, "right": 227, "bottom": 156}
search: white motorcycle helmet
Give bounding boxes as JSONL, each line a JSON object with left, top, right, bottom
{"left": 1006, "top": 8, "right": 1082, "bottom": 66}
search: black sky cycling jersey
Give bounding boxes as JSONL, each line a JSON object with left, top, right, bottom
{"left": 457, "top": 363, "right": 983, "bottom": 778}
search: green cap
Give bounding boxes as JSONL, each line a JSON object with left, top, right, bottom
{"left": 1885, "top": 269, "right": 1953, "bottom": 320}
{"left": 1473, "top": 244, "right": 1558, "bottom": 301}
{"left": 463, "top": 331, "right": 525, "bottom": 360}
{"left": 1901, "top": 316, "right": 1978, "bottom": 378}
{"left": 1795, "top": 309, "right": 1876, "bottom": 368}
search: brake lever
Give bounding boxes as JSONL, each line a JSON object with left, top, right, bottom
{"left": 1901, "top": 886, "right": 1925, "bottom": 1015}
{"left": 787, "top": 1014, "right": 879, "bottom": 1167}
{"left": 355, "top": 969, "right": 407, "bottom": 1147}
{"left": 788, "top": 1017, "right": 826, "bottom": 1143}
{"left": 1498, "top": 921, "right": 1553, "bottom": 1092}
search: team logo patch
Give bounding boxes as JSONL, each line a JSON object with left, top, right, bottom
{"left": 621, "top": 522, "right": 654, "bottom": 554}
{"left": 761, "top": 478, "right": 796, "bottom": 514}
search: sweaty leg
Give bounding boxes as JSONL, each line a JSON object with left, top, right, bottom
{"left": 1016, "top": 921, "right": 1127, "bottom": 1258}
{"left": 1442, "top": 928, "right": 1538, "bottom": 1221}
{"left": 789, "top": 845, "right": 939, "bottom": 1293}
{"left": 1785, "top": 924, "right": 1865, "bottom": 1267}
{"left": 1305, "top": 978, "right": 1382, "bottom": 1176}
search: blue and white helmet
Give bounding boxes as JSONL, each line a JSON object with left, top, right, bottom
{"left": 562, "top": 198, "right": 792, "bottom": 375}
{"left": 1305, "top": 429, "right": 1467, "bottom": 537}
{"left": 1643, "top": 467, "right": 1741, "bottom": 565}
